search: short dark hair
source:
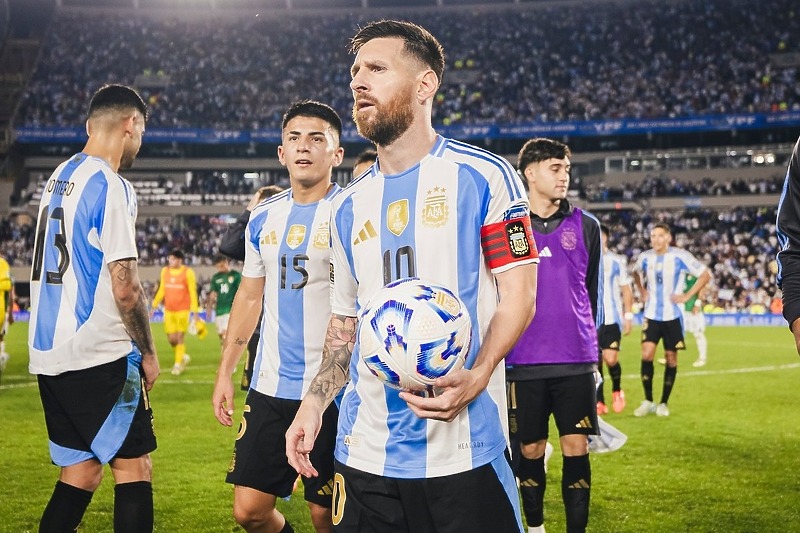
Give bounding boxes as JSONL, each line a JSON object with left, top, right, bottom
{"left": 282, "top": 100, "right": 342, "bottom": 140}
{"left": 213, "top": 254, "right": 228, "bottom": 264}
{"left": 350, "top": 20, "right": 445, "bottom": 88}
{"left": 652, "top": 222, "right": 671, "bottom": 234}
{"left": 168, "top": 248, "right": 185, "bottom": 260}
{"left": 517, "top": 138, "right": 571, "bottom": 173}
{"left": 87, "top": 84, "right": 147, "bottom": 121}
{"left": 354, "top": 148, "right": 378, "bottom": 169}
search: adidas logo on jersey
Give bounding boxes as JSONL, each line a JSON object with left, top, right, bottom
{"left": 539, "top": 246, "right": 553, "bottom": 258}
{"left": 353, "top": 220, "right": 378, "bottom": 245}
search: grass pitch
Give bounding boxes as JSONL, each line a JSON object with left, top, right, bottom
{"left": 1, "top": 323, "right": 798, "bottom": 532}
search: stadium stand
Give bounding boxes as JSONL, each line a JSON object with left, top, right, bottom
{"left": 10, "top": 0, "right": 800, "bottom": 131}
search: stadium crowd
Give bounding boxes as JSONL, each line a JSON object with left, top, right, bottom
{"left": 15, "top": 0, "right": 800, "bottom": 130}
{"left": 1, "top": 205, "right": 781, "bottom": 314}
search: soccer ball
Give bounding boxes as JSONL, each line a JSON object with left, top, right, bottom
{"left": 358, "top": 278, "right": 472, "bottom": 393}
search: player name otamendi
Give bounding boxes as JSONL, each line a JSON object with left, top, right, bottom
{"left": 47, "top": 179, "right": 74, "bottom": 196}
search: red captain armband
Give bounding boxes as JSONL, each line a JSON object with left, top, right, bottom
{"left": 480, "top": 216, "right": 538, "bottom": 270}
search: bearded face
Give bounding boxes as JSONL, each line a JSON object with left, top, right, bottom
{"left": 352, "top": 86, "right": 415, "bottom": 147}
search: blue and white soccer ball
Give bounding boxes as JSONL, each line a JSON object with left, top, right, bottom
{"left": 358, "top": 278, "right": 472, "bottom": 393}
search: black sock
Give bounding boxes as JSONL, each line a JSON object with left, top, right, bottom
{"left": 608, "top": 362, "right": 622, "bottom": 392}
{"left": 39, "top": 480, "right": 93, "bottom": 533}
{"left": 641, "top": 360, "right": 654, "bottom": 401}
{"left": 561, "top": 454, "right": 591, "bottom": 533}
{"left": 114, "top": 481, "right": 153, "bottom": 533}
{"left": 661, "top": 365, "right": 677, "bottom": 404}
{"left": 517, "top": 454, "right": 547, "bottom": 527}
{"left": 279, "top": 520, "right": 295, "bottom": 533}
{"left": 596, "top": 359, "right": 605, "bottom": 403}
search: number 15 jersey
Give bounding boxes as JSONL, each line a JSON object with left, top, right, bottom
{"left": 243, "top": 185, "right": 341, "bottom": 400}
{"left": 29, "top": 153, "right": 140, "bottom": 376}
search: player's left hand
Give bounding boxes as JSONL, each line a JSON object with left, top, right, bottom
{"left": 671, "top": 293, "right": 689, "bottom": 304}
{"left": 399, "top": 367, "right": 486, "bottom": 422}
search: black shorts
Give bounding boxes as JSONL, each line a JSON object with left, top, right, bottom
{"left": 641, "top": 318, "right": 685, "bottom": 351}
{"left": 38, "top": 352, "right": 156, "bottom": 467}
{"left": 507, "top": 373, "right": 599, "bottom": 445}
{"left": 226, "top": 389, "right": 338, "bottom": 507}
{"left": 331, "top": 456, "right": 522, "bottom": 533}
{"left": 598, "top": 323, "right": 622, "bottom": 351}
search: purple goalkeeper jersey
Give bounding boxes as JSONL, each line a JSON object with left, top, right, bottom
{"left": 507, "top": 203, "right": 600, "bottom": 367}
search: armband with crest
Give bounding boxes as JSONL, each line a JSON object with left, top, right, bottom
{"left": 480, "top": 216, "right": 538, "bottom": 270}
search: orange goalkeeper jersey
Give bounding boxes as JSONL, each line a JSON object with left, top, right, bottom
{"left": 152, "top": 265, "right": 199, "bottom": 313}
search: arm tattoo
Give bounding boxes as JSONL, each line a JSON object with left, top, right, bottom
{"left": 307, "top": 314, "right": 356, "bottom": 405}
{"left": 110, "top": 259, "right": 156, "bottom": 355}
{"left": 233, "top": 336, "right": 248, "bottom": 346}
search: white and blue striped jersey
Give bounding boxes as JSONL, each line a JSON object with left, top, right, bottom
{"left": 29, "top": 153, "right": 139, "bottom": 376}
{"left": 243, "top": 185, "right": 341, "bottom": 400}
{"left": 602, "top": 251, "right": 632, "bottom": 326}
{"left": 330, "top": 135, "right": 535, "bottom": 478}
{"left": 634, "top": 246, "right": 707, "bottom": 321}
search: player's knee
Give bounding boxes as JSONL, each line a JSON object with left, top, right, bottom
{"left": 62, "top": 463, "right": 104, "bottom": 492}
{"left": 232, "top": 498, "right": 271, "bottom": 529}
{"left": 307, "top": 502, "right": 332, "bottom": 531}
{"left": 520, "top": 440, "right": 547, "bottom": 459}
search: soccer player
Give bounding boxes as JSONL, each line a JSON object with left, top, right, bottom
{"left": 212, "top": 100, "right": 345, "bottom": 533}
{"left": 28, "top": 84, "right": 159, "bottom": 533}
{"left": 596, "top": 224, "right": 633, "bottom": 414}
{"left": 286, "top": 20, "right": 538, "bottom": 533}
{"left": 150, "top": 248, "right": 203, "bottom": 375}
{"left": 352, "top": 147, "right": 377, "bottom": 177}
{"left": 506, "top": 138, "right": 601, "bottom": 533}
{"left": 682, "top": 273, "right": 709, "bottom": 367}
{"left": 219, "top": 184, "right": 285, "bottom": 390}
{"left": 0, "top": 253, "right": 12, "bottom": 372}
{"left": 777, "top": 134, "right": 800, "bottom": 354}
{"left": 632, "top": 223, "right": 710, "bottom": 417}
{"left": 206, "top": 254, "right": 242, "bottom": 344}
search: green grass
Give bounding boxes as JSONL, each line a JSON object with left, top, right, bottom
{"left": 1, "top": 323, "right": 799, "bottom": 532}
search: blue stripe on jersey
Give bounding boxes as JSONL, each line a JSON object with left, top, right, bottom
{"left": 48, "top": 441, "right": 95, "bottom": 467}
{"left": 654, "top": 255, "right": 665, "bottom": 320}
{"left": 73, "top": 171, "right": 107, "bottom": 327}
{"left": 34, "top": 158, "right": 81, "bottom": 351}
{"left": 274, "top": 203, "right": 317, "bottom": 399}
{"left": 455, "top": 165, "right": 484, "bottom": 368}
{"left": 380, "top": 167, "right": 427, "bottom": 471}
{"left": 491, "top": 454, "right": 525, "bottom": 533}
{"left": 336, "top": 195, "right": 357, "bottom": 285}
{"left": 443, "top": 138, "right": 524, "bottom": 200}
{"left": 248, "top": 209, "right": 270, "bottom": 252}
{"left": 609, "top": 260, "right": 622, "bottom": 325}
{"left": 92, "top": 351, "right": 142, "bottom": 464}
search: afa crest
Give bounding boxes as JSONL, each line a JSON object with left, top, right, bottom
{"left": 387, "top": 199, "right": 409, "bottom": 236}
{"left": 286, "top": 224, "right": 306, "bottom": 249}
{"left": 421, "top": 186, "right": 448, "bottom": 227}
{"left": 313, "top": 222, "right": 330, "bottom": 249}
{"left": 506, "top": 221, "right": 531, "bottom": 257}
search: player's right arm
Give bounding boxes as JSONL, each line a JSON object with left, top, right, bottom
{"left": 110, "top": 258, "right": 159, "bottom": 390}
{"left": 212, "top": 275, "right": 264, "bottom": 426}
{"left": 286, "top": 312, "right": 355, "bottom": 478}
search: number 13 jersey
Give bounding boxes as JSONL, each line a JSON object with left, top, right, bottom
{"left": 29, "top": 153, "right": 140, "bottom": 376}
